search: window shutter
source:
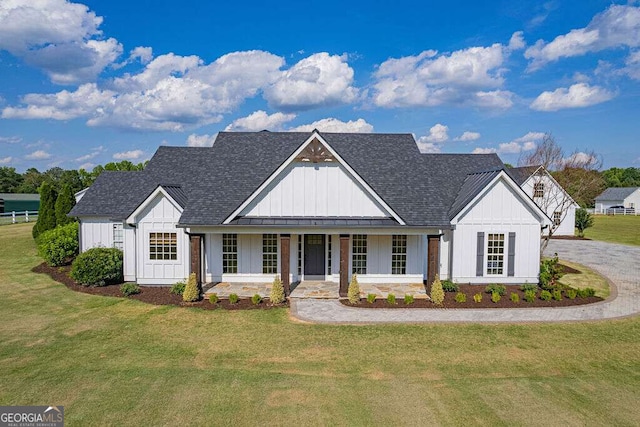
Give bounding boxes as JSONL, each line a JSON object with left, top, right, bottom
{"left": 476, "top": 232, "right": 484, "bottom": 277}
{"left": 507, "top": 232, "right": 516, "bottom": 277}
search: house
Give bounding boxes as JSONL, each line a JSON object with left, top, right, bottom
{"left": 595, "top": 187, "right": 640, "bottom": 213}
{"left": 69, "top": 131, "right": 550, "bottom": 296}
{"left": 0, "top": 193, "right": 40, "bottom": 214}
{"left": 508, "top": 166, "right": 578, "bottom": 236}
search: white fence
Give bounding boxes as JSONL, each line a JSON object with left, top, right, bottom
{"left": 593, "top": 208, "right": 638, "bottom": 216}
{"left": 0, "top": 210, "right": 39, "bottom": 225}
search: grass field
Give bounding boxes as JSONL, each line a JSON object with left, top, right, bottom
{"left": 1, "top": 223, "right": 639, "bottom": 426}
{"left": 585, "top": 214, "right": 640, "bottom": 246}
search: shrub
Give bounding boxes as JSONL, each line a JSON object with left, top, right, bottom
{"left": 566, "top": 289, "right": 578, "bottom": 299}
{"left": 540, "top": 290, "right": 552, "bottom": 301}
{"left": 575, "top": 208, "right": 594, "bottom": 238}
{"left": 491, "top": 291, "right": 501, "bottom": 303}
{"left": 441, "top": 279, "right": 459, "bottom": 293}
{"left": 182, "top": 272, "right": 200, "bottom": 302}
{"left": 404, "top": 294, "right": 414, "bottom": 305}
{"left": 33, "top": 181, "right": 57, "bottom": 239}
{"left": 269, "top": 275, "right": 285, "bottom": 304}
{"left": 485, "top": 283, "right": 506, "bottom": 296}
{"left": 578, "top": 288, "right": 596, "bottom": 298}
{"left": 229, "top": 293, "right": 239, "bottom": 304}
{"left": 170, "top": 280, "right": 186, "bottom": 296}
{"left": 539, "top": 255, "right": 564, "bottom": 290}
{"left": 366, "top": 293, "right": 377, "bottom": 304}
{"left": 120, "top": 283, "right": 140, "bottom": 296}
{"left": 209, "top": 293, "right": 219, "bottom": 304}
{"left": 473, "top": 293, "right": 482, "bottom": 303}
{"left": 347, "top": 274, "right": 361, "bottom": 304}
{"left": 37, "top": 222, "right": 79, "bottom": 266}
{"left": 55, "top": 183, "right": 76, "bottom": 226}
{"left": 454, "top": 292, "right": 467, "bottom": 303}
{"left": 430, "top": 274, "right": 445, "bottom": 305}
{"left": 386, "top": 293, "right": 396, "bottom": 305}
{"left": 524, "top": 289, "right": 537, "bottom": 303}
{"left": 510, "top": 292, "right": 520, "bottom": 303}
{"left": 251, "top": 294, "right": 262, "bottom": 305}
{"left": 552, "top": 289, "right": 563, "bottom": 301}
{"left": 520, "top": 282, "right": 538, "bottom": 292}
{"left": 70, "top": 247, "right": 123, "bottom": 286}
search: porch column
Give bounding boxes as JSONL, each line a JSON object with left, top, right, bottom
{"left": 280, "top": 234, "right": 291, "bottom": 296}
{"left": 427, "top": 235, "right": 440, "bottom": 286}
{"left": 339, "top": 234, "right": 349, "bottom": 297}
{"left": 190, "top": 235, "right": 202, "bottom": 285}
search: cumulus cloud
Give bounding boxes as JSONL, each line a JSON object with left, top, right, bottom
{"left": 415, "top": 124, "right": 449, "bottom": 153}
{"left": 186, "top": 133, "right": 217, "bottom": 147}
{"left": 372, "top": 35, "right": 519, "bottom": 109}
{"left": 264, "top": 53, "right": 358, "bottom": 110}
{"left": 0, "top": 156, "right": 12, "bottom": 165}
{"left": 288, "top": 118, "right": 373, "bottom": 133}
{"left": 113, "top": 149, "right": 144, "bottom": 160}
{"left": 128, "top": 46, "right": 153, "bottom": 65}
{"left": 472, "top": 131, "right": 544, "bottom": 155}
{"left": 454, "top": 131, "right": 480, "bottom": 141}
{"left": 75, "top": 146, "right": 105, "bottom": 162}
{"left": 620, "top": 50, "right": 640, "bottom": 80}
{"left": 472, "top": 147, "right": 497, "bottom": 154}
{"left": 0, "top": 0, "right": 123, "bottom": 84}
{"left": 525, "top": 4, "right": 640, "bottom": 70}
{"left": 225, "top": 110, "right": 296, "bottom": 131}
{"left": 530, "top": 83, "right": 614, "bottom": 111}
{"left": 25, "top": 150, "right": 51, "bottom": 160}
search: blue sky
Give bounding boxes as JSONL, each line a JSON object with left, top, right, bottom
{"left": 0, "top": 0, "right": 639, "bottom": 172}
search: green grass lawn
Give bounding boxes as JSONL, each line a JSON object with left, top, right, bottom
{"left": 1, "top": 223, "right": 639, "bottom": 426}
{"left": 584, "top": 214, "right": 640, "bottom": 246}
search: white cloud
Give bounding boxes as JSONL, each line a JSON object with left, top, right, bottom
{"left": 78, "top": 162, "right": 94, "bottom": 170}
{"left": 25, "top": 150, "right": 51, "bottom": 160}
{"left": 621, "top": 50, "right": 640, "bottom": 80}
{"left": 473, "top": 131, "right": 544, "bottom": 155}
{"left": 0, "top": 136, "right": 21, "bottom": 144}
{"left": 225, "top": 110, "right": 296, "bottom": 131}
{"left": 416, "top": 141, "right": 442, "bottom": 154}
{"left": 372, "top": 35, "right": 519, "bottom": 109}
{"left": 0, "top": 156, "right": 12, "bottom": 165}
{"left": 0, "top": 0, "right": 123, "bottom": 84}
{"left": 113, "top": 150, "right": 143, "bottom": 160}
{"left": 454, "top": 131, "right": 480, "bottom": 142}
{"left": 564, "top": 151, "right": 598, "bottom": 166}
{"left": 530, "top": 83, "right": 615, "bottom": 111}
{"left": 186, "top": 133, "right": 217, "bottom": 147}
{"left": 128, "top": 46, "right": 153, "bottom": 65}
{"left": 525, "top": 4, "right": 640, "bottom": 70}
{"left": 288, "top": 118, "right": 373, "bottom": 133}
{"left": 508, "top": 31, "right": 526, "bottom": 51}
{"left": 75, "top": 146, "right": 105, "bottom": 162}
{"left": 472, "top": 147, "right": 497, "bottom": 154}
{"left": 264, "top": 53, "right": 358, "bottom": 110}
{"left": 422, "top": 124, "right": 449, "bottom": 143}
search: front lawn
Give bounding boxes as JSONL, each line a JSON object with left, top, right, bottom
{"left": 1, "top": 223, "right": 639, "bottom": 425}
{"left": 585, "top": 214, "right": 640, "bottom": 246}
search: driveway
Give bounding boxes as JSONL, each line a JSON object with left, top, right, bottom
{"left": 290, "top": 239, "right": 640, "bottom": 323}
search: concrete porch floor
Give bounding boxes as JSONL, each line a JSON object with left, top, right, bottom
{"left": 203, "top": 281, "right": 429, "bottom": 300}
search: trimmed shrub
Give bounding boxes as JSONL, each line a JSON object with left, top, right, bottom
{"left": 578, "top": 288, "right": 596, "bottom": 298}
{"left": 520, "top": 282, "right": 538, "bottom": 292}
{"left": 454, "top": 292, "right": 467, "bottom": 303}
{"left": 404, "top": 294, "right": 414, "bottom": 305}
{"left": 524, "top": 289, "right": 537, "bottom": 303}
{"left": 473, "top": 293, "right": 482, "bottom": 303}
{"left": 491, "top": 291, "right": 501, "bottom": 303}
{"left": 430, "top": 274, "right": 445, "bottom": 306}
{"left": 70, "top": 247, "right": 123, "bottom": 286}
{"left": 251, "top": 294, "right": 262, "bottom": 305}
{"left": 540, "top": 290, "right": 552, "bottom": 301}
{"left": 510, "top": 292, "right": 520, "bottom": 303}
{"left": 485, "top": 283, "right": 506, "bottom": 296}
{"left": 566, "top": 289, "right": 578, "bottom": 299}
{"left": 366, "top": 293, "right": 377, "bottom": 304}
{"left": 552, "top": 289, "right": 563, "bottom": 301}
{"left": 229, "top": 293, "right": 239, "bottom": 304}
{"left": 347, "top": 274, "right": 361, "bottom": 304}
{"left": 386, "top": 293, "right": 396, "bottom": 305}
{"left": 120, "top": 283, "right": 140, "bottom": 296}
{"left": 170, "top": 280, "right": 186, "bottom": 296}
{"left": 37, "top": 222, "right": 79, "bottom": 266}
{"left": 209, "top": 293, "right": 219, "bottom": 304}
{"left": 441, "top": 279, "right": 459, "bottom": 293}
{"left": 182, "top": 272, "right": 200, "bottom": 302}
{"left": 269, "top": 275, "right": 285, "bottom": 304}
{"left": 539, "top": 255, "right": 564, "bottom": 290}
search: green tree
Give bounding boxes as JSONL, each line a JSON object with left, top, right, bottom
{"left": 0, "top": 167, "right": 24, "bottom": 192}
{"left": 602, "top": 167, "right": 640, "bottom": 188}
{"left": 55, "top": 184, "right": 76, "bottom": 226}
{"left": 33, "top": 181, "right": 58, "bottom": 239}
{"left": 59, "top": 169, "right": 84, "bottom": 194}
{"left": 575, "top": 208, "right": 594, "bottom": 238}
{"left": 17, "top": 168, "right": 44, "bottom": 193}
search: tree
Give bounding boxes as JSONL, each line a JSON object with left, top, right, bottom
{"left": 0, "top": 167, "right": 23, "bottom": 192}
{"left": 347, "top": 274, "right": 361, "bottom": 304}
{"left": 32, "top": 181, "right": 58, "bottom": 239}
{"left": 430, "top": 274, "right": 445, "bottom": 305}
{"left": 575, "top": 208, "right": 594, "bottom": 238}
{"left": 269, "top": 275, "right": 285, "bottom": 304}
{"left": 55, "top": 184, "right": 76, "bottom": 226}
{"left": 602, "top": 167, "right": 640, "bottom": 188}
{"left": 17, "top": 168, "right": 44, "bottom": 193}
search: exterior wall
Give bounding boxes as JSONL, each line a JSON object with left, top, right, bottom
{"left": 625, "top": 190, "right": 640, "bottom": 209}
{"left": 452, "top": 179, "right": 541, "bottom": 284}
{"left": 521, "top": 174, "right": 575, "bottom": 236}
{"left": 440, "top": 230, "right": 452, "bottom": 280}
{"left": 123, "top": 225, "right": 136, "bottom": 281}
{"left": 595, "top": 200, "right": 621, "bottom": 213}
{"left": 79, "top": 217, "right": 114, "bottom": 251}
{"left": 240, "top": 162, "right": 389, "bottom": 218}
{"left": 135, "top": 194, "right": 189, "bottom": 285}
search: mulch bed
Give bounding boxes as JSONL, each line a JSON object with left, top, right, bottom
{"left": 341, "top": 283, "right": 602, "bottom": 309}
{"left": 32, "top": 263, "right": 288, "bottom": 310}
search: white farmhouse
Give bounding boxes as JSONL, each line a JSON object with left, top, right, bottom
{"left": 595, "top": 187, "right": 640, "bottom": 213}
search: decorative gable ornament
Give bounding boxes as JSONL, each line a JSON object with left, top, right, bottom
{"left": 295, "top": 138, "right": 335, "bottom": 163}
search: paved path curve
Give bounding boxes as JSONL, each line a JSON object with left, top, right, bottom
{"left": 290, "top": 240, "right": 640, "bottom": 323}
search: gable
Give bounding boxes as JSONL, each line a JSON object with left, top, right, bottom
{"left": 136, "top": 193, "right": 182, "bottom": 223}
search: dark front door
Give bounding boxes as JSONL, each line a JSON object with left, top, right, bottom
{"left": 304, "top": 234, "right": 325, "bottom": 277}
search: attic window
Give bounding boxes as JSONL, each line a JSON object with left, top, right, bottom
{"left": 533, "top": 183, "right": 544, "bottom": 198}
{"left": 295, "top": 138, "right": 335, "bottom": 163}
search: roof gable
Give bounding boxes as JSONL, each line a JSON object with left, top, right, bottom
{"left": 595, "top": 187, "right": 640, "bottom": 201}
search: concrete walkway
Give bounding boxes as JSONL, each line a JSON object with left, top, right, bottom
{"left": 290, "top": 239, "right": 640, "bottom": 324}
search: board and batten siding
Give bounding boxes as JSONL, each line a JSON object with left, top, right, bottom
{"left": 452, "top": 179, "right": 541, "bottom": 284}
{"left": 521, "top": 174, "right": 575, "bottom": 236}
{"left": 240, "top": 163, "right": 389, "bottom": 218}
{"left": 79, "top": 218, "right": 136, "bottom": 282}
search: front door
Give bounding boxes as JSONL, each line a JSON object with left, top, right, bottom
{"left": 304, "top": 234, "right": 325, "bottom": 277}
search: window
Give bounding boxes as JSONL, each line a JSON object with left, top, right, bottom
{"left": 533, "top": 182, "right": 544, "bottom": 198}
{"left": 391, "top": 235, "right": 407, "bottom": 275}
{"left": 352, "top": 234, "right": 367, "bottom": 274}
{"left": 486, "top": 233, "right": 505, "bottom": 275}
{"left": 553, "top": 211, "right": 562, "bottom": 226}
{"left": 222, "top": 234, "right": 237, "bottom": 273}
{"left": 262, "top": 234, "right": 278, "bottom": 274}
{"left": 149, "top": 232, "right": 177, "bottom": 260}
{"left": 112, "top": 223, "right": 123, "bottom": 250}
{"left": 327, "top": 235, "right": 332, "bottom": 275}
{"left": 297, "top": 236, "right": 302, "bottom": 275}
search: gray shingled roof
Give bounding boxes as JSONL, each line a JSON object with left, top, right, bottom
{"left": 507, "top": 165, "right": 541, "bottom": 185}
{"left": 71, "top": 131, "right": 506, "bottom": 227}
{"left": 595, "top": 187, "right": 640, "bottom": 201}
{"left": 448, "top": 169, "right": 503, "bottom": 219}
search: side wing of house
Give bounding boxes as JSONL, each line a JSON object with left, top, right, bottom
{"left": 624, "top": 189, "right": 640, "bottom": 210}
{"left": 520, "top": 169, "right": 576, "bottom": 236}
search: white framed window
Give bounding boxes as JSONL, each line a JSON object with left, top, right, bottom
{"left": 352, "top": 234, "right": 367, "bottom": 274}
{"left": 533, "top": 183, "right": 544, "bottom": 198}
{"left": 222, "top": 234, "right": 237, "bottom": 274}
{"left": 327, "top": 235, "right": 332, "bottom": 275}
{"left": 391, "top": 235, "right": 407, "bottom": 275}
{"left": 486, "top": 233, "right": 505, "bottom": 275}
{"left": 149, "top": 232, "right": 177, "bottom": 260}
{"left": 553, "top": 211, "right": 562, "bottom": 226}
{"left": 262, "top": 234, "right": 278, "bottom": 274}
{"left": 112, "top": 223, "right": 123, "bottom": 250}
